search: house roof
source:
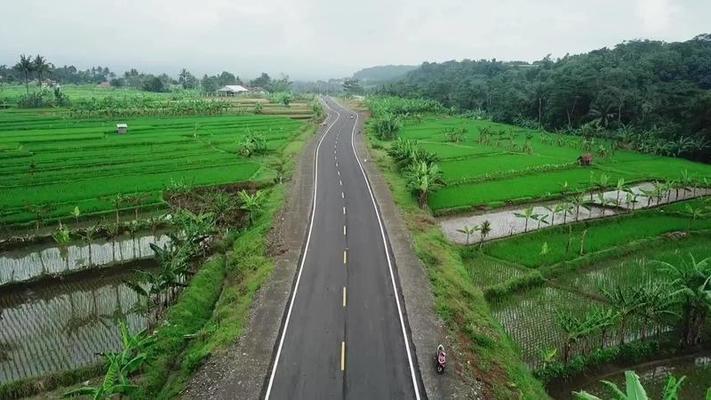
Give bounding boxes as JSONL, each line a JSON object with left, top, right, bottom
{"left": 218, "top": 85, "right": 249, "bottom": 92}
{"left": 116, "top": 123, "right": 128, "bottom": 128}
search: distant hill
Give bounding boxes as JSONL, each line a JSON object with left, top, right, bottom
{"left": 352, "top": 65, "right": 417, "bottom": 82}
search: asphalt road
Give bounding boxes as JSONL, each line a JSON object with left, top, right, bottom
{"left": 264, "top": 97, "right": 423, "bottom": 400}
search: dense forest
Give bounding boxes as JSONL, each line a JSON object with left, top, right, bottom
{"left": 381, "top": 34, "right": 711, "bottom": 161}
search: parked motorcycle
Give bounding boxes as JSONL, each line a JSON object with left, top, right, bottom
{"left": 435, "top": 344, "right": 447, "bottom": 374}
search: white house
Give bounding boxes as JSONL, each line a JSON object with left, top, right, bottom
{"left": 217, "top": 85, "right": 249, "bottom": 96}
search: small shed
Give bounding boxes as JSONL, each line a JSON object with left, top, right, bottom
{"left": 116, "top": 123, "right": 128, "bottom": 135}
{"left": 577, "top": 153, "right": 593, "bottom": 166}
{"left": 217, "top": 85, "right": 249, "bottom": 96}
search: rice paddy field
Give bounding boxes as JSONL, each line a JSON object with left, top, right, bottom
{"left": 366, "top": 99, "right": 711, "bottom": 397}
{"left": 489, "top": 232, "right": 711, "bottom": 369}
{"left": 0, "top": 104, "right": 310, "bottom": 229}
{"left": 394, "top": 116, "right": 711, "bottom": 214}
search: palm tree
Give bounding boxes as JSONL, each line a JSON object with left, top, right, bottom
{"left": 456, "top": 225, "right": 478, "bottom": 245}
{"left": 514, "top": 206, "right": 536, "bottom": 233}
{"left": 238, "top": 189, "right": 265, "bottom": 225}
{"left": 655, "top": 255, "right": 711, "bottom": 346}
{"left": 405, "top": 161, "right": 444, "bottom": 208}
{"left": 14, "top": 54, "right": 34, "bottom": 94}
{"left": 478, "top": 220, "right": 492, "bottom": 247}
{"left": 33, "top": 55, "right": 50, "bottom": 86}
{"left": 574, "top": 371, "right": 685, "bottom": 400}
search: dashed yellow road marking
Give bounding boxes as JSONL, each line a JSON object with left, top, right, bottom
{"left": 341, "top": 341, "right": 346, "bottom": 371}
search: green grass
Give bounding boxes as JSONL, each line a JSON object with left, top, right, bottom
{"left": 553, "top": 233, "right": 711, "bottom": 297}
{"left": 430, "top": 167, "right": 634, "bottom": 213}
{"left": 484, "top": 200, "right": 711, "bottom": 268}
{"left": 0, "top": 108, "right": 308, "bottom": 227}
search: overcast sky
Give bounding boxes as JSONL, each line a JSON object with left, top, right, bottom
{"left": 1, "top": 0, "right": 709, "bottom": 80}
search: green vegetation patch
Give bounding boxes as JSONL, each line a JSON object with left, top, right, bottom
{"left": 484, "top": 203, "right": 711, "bottom": 268}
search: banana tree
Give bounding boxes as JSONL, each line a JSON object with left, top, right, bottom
{"left": 623, "top": 188, "right": 640, "bottom": 211}
{"left": 405, "top": 161, "right": 444, "bottom": 208}
{"left": 599, "top": 285, "right": 645, "bottom": 345}
{"left": 569, "top": 193, "right": 589, "bottom": 221}
{"left": 456, "top": 225, "right": 478, "bottom": 245}
{"left": 514, "top": 206, "right": 536, "bottom": 233}
{"left": 238, "top": 190, "right": 266, "bottom": 225}
{"left": 656, "top": 255, "right": 711, "bottom": 346}
{"left": 574, "top": 371, "right": 685, "bottom": 400}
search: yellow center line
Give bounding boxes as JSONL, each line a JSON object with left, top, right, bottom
{"left": 343, "top": 249, "right": 347, "bottom": 264}
{"left": 342, "top": 286, "right": 347, "bottom": 307}
{"left": 341, "top": 341, "right": 346, "bottom": 371}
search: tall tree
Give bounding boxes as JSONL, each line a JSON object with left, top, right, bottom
{"left": 14, "top": 54, "right": 34, "bottom": 94}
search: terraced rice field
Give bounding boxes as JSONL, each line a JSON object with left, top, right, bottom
{"left": 0, "top": 232, "right": 168, "bottom": 286}
{"left": 395, "top": 117, "right": 711, "bottom": 214}
{"left": 0, "top": 109, "right": 308, "bottom": 227}
{"left": 0, "top": 267, "right": 150, "bottom": 383}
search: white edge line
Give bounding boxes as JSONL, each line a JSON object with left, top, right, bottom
{"left": 344, "top": 100, "right": 423, "bottom": 400}
{"left": 264, "top": 97, "right": 341, "bottom": 399}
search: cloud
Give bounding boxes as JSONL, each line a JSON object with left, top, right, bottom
{"left": 0, "top": 0, "right": 707, "bottom": 80}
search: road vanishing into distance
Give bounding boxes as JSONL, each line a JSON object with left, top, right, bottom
{"left": 264, "top": 98, "right": 423, "bottom": 399}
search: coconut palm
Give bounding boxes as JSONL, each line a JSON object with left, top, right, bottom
{"left": 405, "top": 161, "right": 444, "bottom": 208}
{"left": 33, "top": 55, "right": 51, "bottom": 85}
{"left": 13, "top": 54, "right": 34, "bottom": 94}
{"left": 655, "top": 255, "right": 711, "bottom": 346}
{"left": 478, "top": 220, "right": 492, "bottom": 247}
{"left": 574, "top": 371, "right": 685, "bottom": 400}
{"left": 456, "top": 225, "right": 478, "bottom": 245}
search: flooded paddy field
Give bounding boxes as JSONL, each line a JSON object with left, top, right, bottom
{"left": 0, "top": 265, "right": 153, "bottom": 384}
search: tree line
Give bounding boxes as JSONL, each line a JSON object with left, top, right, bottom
{"left": 379, "top": 34, "right": 711, "bottom": 161}
{"left": 1, "top": 54, "right": 292, "bottom": 94}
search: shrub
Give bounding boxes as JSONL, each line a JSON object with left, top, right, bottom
{"left": 371, "top": 113, "right": 402, "bottom": 140}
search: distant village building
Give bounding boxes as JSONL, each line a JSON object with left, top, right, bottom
{"left": 97, "top": 81, "right": 111, "bottom": 89}
{"left": 217, "top": 85, "right": 249, "bottom": 96}
{"left": 116, "top": 123, "right": 128, "bottom": 135}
